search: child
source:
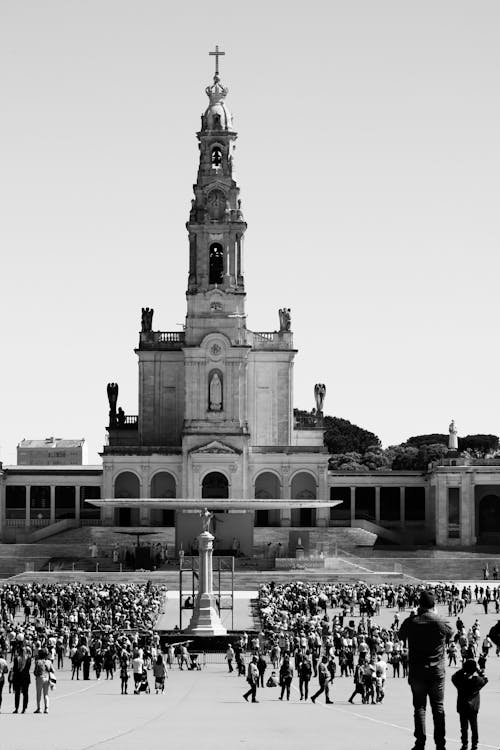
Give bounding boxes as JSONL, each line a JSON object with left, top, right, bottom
{"left": 120, "top": 663, "right": 129, "bottom": 695}
{"left": 451, "top": 659, "right": 488, "bottom": 750}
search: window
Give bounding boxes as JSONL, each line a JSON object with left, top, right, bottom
{"left": 6, "top": 486, "right": 26, "bottom": 520}
{"left": 448, "top": 487, "right": 460, "bottom": 538}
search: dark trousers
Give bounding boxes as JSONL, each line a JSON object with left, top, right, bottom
{"left": 409, "top": 673, "right": 446, "bottom": 750}
{"left": 311, "top": 679, "right": 330, "bottom": 703}
{"left": 258, "top": 670, "right": 265, "bottom": 688}
{"left": 280, "top": 677, "right": 291, "bottom": 700}
{"left": 14, "top": 684, "right": 29, "bottom": 712}
{"left": 299, "top": 677, "right": 310, "bottom": 699}
{"left": 243, "top": 681, "right": 257, "bottom": 702}
{"left": 459, "top": 708, "right": 478, "bottom": 749}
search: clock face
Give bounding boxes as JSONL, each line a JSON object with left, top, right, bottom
{"left": 207, "top": 189, "right": 226, "bottom": 220}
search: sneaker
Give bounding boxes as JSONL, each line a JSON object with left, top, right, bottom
{"left": 34, "top": 709, "right": 41, "bottom": 714}
{"left": 311, "top": 696, "right": 316, "bottom": 704}
{"left": 243, "top": 695, "right": 248, "bottom": 702}
{"left": 326, "top": 700, "right": 333, "bottom": 704}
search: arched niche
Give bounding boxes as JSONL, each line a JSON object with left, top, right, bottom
{"left": 291, "top": 472, "right": 317, "bottom": 527}
{"left": 113, "top": 471, "right": 140, "bottom": 527}
{"left": 209, "top": 243, "right": 224, "bottom": 284}
{"left": 202, "top": 471, "right": 229, "bottom": 499}
{"left": 150, "top": 471, "right": 176, "bottom": 526}
{"left": 254, "top": 472, "right": 281, "bottom": 527}
{"left": 114, "top": 471, "right": 140, "bottom": 498}
{"left": 208, "top": 369, "right": 223, "bottom": 412}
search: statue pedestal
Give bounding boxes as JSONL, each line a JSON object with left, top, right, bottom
{"left": 186, "top": 531, "right": 227, "bottom": 637}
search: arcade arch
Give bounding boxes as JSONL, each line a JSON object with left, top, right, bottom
{"left": 291, "top": 471, "right": 317, "bottom": 527}
{"left": 254, "top": 471, "right": 281, "bottom": 527}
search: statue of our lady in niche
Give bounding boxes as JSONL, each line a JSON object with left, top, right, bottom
{"left": 209, "top": 372, "right": 222, "bottom": 411}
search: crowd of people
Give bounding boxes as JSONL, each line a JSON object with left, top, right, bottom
{"left": 0, "top": 580, "right": 167, "bottom": 713}
{"left": 233, "top": 580, "right": 500, "bottom": 748}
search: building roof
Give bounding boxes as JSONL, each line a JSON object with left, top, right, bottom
{"left": 17, "top": 438, "right": 85, "bottom": 449}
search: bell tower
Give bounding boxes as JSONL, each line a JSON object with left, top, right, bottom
{"left": 185, "top": 47, "right": 247, "bottom": 346}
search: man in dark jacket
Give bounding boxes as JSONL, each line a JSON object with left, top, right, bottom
{"left": 12, "top": 644, "right": 32, "bottom": 714}
{"left": 399, "top": 590, "right": 452, "bottom": 750}
{"left": 451, "top": 659, "right": 487, "bottom": 750}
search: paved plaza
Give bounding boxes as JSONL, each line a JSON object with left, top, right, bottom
{"left": 1, "top": 584, "right": 499, "bottom": 750}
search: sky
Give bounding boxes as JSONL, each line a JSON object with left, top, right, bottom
{"left": 1, "top": 0, "right": 499, "bottom": 465}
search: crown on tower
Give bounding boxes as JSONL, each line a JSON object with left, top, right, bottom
{"left": 205, "top": 73, "right": 229, "bottom": 105}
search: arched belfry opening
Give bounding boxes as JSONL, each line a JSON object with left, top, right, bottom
{"left": 202, "top": 472, "right": 229, "bottom": 499}
{"left": 209, "top": 243, "right": 224, "bottom": 284}
{"left": 211, "top": 146, "right": 222, "bottom": 168}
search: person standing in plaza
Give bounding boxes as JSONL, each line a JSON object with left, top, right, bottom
{"left": 451, "top": 659, "right": 487, "bottom": 750}
{"left": 310, "top": 656, "right": 333, "bottom": 704}
{"left": 12, "top": 644, "right": 31, "bottom": 714}
{"left": 33, "top": 648, "right": 54, "bottom": 714}
{"left": 0, "top": 649, "right": 8, "bottom": 712}
{"left": 298, "top": 653, "right": 312, "bottom": 701}
{"left": 278, "top": 654, "right": 293, "bottom": 701}
{"left": 225, "top": 644, "right": 235, "bottom": 673}
{"left": 243, "top": 656, "right": 259, "bottom": 703}
{"left": 399, "top": 590, "right": 453, "bottom": 750}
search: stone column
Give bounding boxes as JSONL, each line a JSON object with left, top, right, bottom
{"left": 350, "top": 487, "right": 355, "bottom": 525}
{"left": 50, "top": 486, "right": 56, "bottom": 523}
{"left": 187, "top": 531, "right": 227, "bottom": 636}
{"left": 75, "top": 486, "right": 81, "bottom": 522}
{"left": 435, "top": 476, "right": 447, "bottom": 546}
{"left": 280, "top": 469, "right": 291, "bottom": 526}
{"left": 25, "top": 485, "right": 31, "bottom": 528}
{"left": 460, "top": 472, "right": 475, "bottom": 546}
{"left": 375, "top": 486, "right": 380, "bottom": 524}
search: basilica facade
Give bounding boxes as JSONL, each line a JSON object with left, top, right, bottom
{"left": 1, "top": 61, "right": 499, "bottom": 554}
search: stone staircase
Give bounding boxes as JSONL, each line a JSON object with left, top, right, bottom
{"left": 252, "top": 526, "right": 377, "bottom": 557}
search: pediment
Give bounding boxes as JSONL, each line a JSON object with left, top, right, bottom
{"left": 190, "top": 440, "right": 240, "bottom": 455}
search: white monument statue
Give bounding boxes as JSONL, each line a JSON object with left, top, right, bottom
{"left": 186, "top": 507, "right": 227, "bottom": 636}
{"left": 449, "top": 419, "right": 458, "bottom": 451}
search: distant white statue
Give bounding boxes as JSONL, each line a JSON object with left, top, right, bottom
{"left": 449, "top": 419, "right": 458, "bottom": 451}
{"left": 209, "top": 372, "right": 222, "bottom": 411}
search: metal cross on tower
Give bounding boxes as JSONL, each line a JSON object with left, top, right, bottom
{"left": 209, "top": 45, "right": 225, "bottom": 76}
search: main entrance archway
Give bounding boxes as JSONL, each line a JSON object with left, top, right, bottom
{"left": 202, "top": 472, "right": 229, "bottom": 499}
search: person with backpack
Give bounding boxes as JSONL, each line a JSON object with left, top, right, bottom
{"left": 278, "top": 654, "right": 294, "bottom": 701}
{"left": 451, "top": 659, "right": 488, "bottom": 750}
{"left": 33, "top": 648, "right": 54, "bottom": 714}
{"left": 243, "top": 656, "right": 259, "bottom": 703}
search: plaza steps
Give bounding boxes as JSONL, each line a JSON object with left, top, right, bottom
{"left": 0, "top": 542, "right": 90, "bottom": 577}
{"left": 252, "top": 526, "right": 377, "bottom": 557}
{"left": 22, "top": 525, "right": 176, "bottom": 558}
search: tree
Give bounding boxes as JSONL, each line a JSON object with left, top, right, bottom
{"left": 390, "top": 445, "right": 420, "bottom": 470}
{"left": 328, "top": 452, "right": 369, "bottom": 472}
{"left": 406, "top": 434, "right": 448, "bottom": 448}
{"left": 324, "top": 416, "right": 381, "bottom": 455}
{"left": 458, "top": 434, "right": 499, "bottom": 458}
